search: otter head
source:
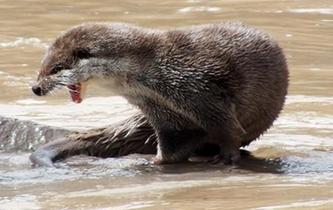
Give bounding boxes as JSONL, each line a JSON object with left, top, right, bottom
{"left": 32, "top": 23, "right": 153, "bottom": 103}
{"left": 32, "top": 26, "right": 93, "bottom": 103}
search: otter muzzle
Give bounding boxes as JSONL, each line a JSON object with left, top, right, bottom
{"left": 32, "top": 85, "right": 45, "bottom": 96}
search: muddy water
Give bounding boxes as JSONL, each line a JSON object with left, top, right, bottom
{"left": 0, "top": 0, "right": 332, "bottom": 209}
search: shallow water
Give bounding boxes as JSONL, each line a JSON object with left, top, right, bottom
{"left": 0, "top": 0, "right": 332, "bottom": 209}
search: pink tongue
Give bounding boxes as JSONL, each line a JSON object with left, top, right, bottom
{"left": 68, "top": 83, "right": 82, "bottom": 103}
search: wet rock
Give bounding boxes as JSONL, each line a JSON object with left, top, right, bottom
{"left": 0, "top": 116, "right": 72, "bottom": 152}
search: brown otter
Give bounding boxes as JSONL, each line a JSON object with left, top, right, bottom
{"left": 31, "top": 22, "right": 288, "bottom": 166}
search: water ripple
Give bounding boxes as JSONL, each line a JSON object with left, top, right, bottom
{"left": 178, "top": 6, "right": 221, "bottom": 13}
{"left": 289, "top": 8, "right": 333, "bottom": 15}
{"left": 0, "top": 37, "right": 48, "bottom": 49}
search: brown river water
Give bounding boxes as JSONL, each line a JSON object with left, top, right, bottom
{"left": 0, "top": 0, "right": 333, "bottom": 209}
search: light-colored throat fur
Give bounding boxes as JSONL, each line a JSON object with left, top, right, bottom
{"left": 76, "top": 57, "right": 180, "bottom": 118}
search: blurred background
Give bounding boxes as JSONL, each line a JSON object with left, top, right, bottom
{"left": 0, "top": 1, "right": 332, "bottom": 209}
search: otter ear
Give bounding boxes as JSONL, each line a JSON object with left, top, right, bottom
{"left": 73, "top": 48, "right": 92, "bottom": 60}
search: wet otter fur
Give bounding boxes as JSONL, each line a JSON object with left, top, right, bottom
{"left": 30, "top": 112, "right": 229, "bottom": 167}
{"left": 31, "top": 22, "right": 288, "bottom": 166}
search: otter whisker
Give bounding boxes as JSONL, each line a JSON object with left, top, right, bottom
{"left": 55, "top": 81, "right": 69, "bottom": 87}
{"left": 53, "top": 86, "right": 66, "bottom": 94}
{"left": 57, "top": 75, "right": 76, "bottom": 85}
{"left": 49, "top": 90, "right": 55, "bottom": 96}
{"left": 65, "top": 87, "right": 80, "bottom": 93}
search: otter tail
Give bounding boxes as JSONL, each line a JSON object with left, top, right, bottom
{"left": 30, "top": 112, "right": 157, "bottom": 167}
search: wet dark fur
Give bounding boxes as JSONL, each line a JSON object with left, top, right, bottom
{"left": 30, "top": 112, "right": 227, "bottom": 166}
{"left": 31, "top": 22, "right": 288, "bottom": 166}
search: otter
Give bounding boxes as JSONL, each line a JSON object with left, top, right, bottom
{"left": 31, "top": 22, "right": 288, "bottom": 166}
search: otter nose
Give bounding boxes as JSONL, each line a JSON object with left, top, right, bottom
{"left": 32, "top": 85, "right": 42, "bottom": 96}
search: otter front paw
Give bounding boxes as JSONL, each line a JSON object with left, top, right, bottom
{"left": 151, "top": 155, "right": 164, "bottom": 165}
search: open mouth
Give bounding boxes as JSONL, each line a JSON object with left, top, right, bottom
{"left": 67, "top": 83, "right": 82, "bottom": 103}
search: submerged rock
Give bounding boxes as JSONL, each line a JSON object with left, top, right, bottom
{"left": 0, "top": 116, "right": 72, "bottom": 152}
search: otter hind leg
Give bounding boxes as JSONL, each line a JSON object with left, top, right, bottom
{"left": 136, "top": 97, "right": 208, "bottom": 164}
{"left": 30, "top": 140, "right": 62, "bottom": 167}
{"left": 153, "top": 127, "right": 207, "bottom": 164}
{"left": 207, "top": 126, "right": 242, "bottom": 165}
{"left": 193, "top": 102, "right": 244, "bottom": 165}
{"left": 30, "top": 130, "right": 104, "bottom": 167}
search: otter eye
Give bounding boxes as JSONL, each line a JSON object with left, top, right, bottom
{"left": 50, "top": 64, "right": 63, "bottom": 75}
{"left": 74, "top": 48, "right": 91, "bottom": 60}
